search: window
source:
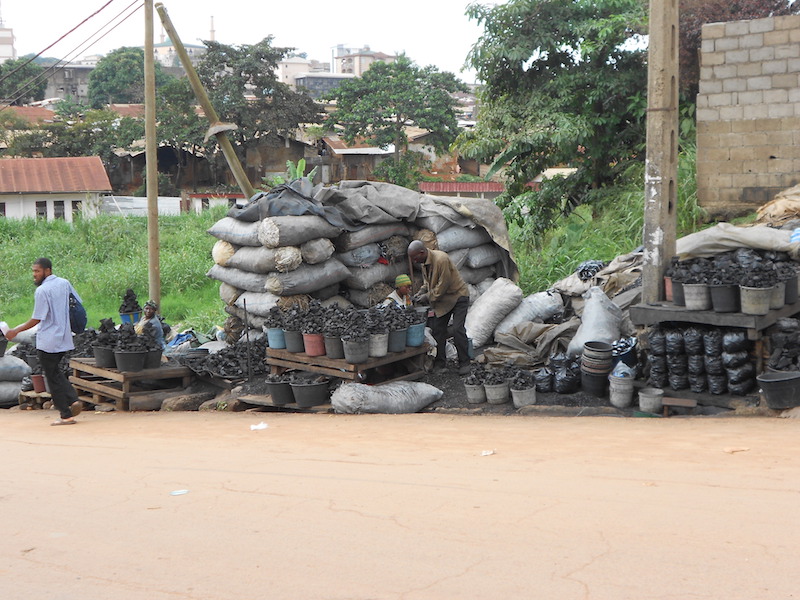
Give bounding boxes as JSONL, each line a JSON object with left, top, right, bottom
{"left": 53, "top": 201, "right": 65, "bottom": 220}
{"left": 64, "top": 69, "right": 73, "bottom": 80}
{"left": 0, "top": 202, "right": 5, "bottom": 217}
{"left": 35, "top": 201, "right": 47, "bottom": 219}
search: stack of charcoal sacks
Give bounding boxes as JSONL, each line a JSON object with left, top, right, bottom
{"left": 647, "top": 325, "right": 756, "bottom": 395}
{"left": 767, "top": 318, "right": 800, "bottom": 371}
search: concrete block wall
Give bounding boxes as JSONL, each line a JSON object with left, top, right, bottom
{"left": 697, "top": 15, "right": 800, "bottom": 217}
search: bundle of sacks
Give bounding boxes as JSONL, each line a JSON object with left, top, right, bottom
{"left": 207, "top": 179, "right": 519, "bottom": 341}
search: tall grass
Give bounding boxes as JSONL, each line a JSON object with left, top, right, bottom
{"left": 512, "top": 146, "right": 706, "bottom": 294}
{"left": 0, "top": 206, "right": 227, "bottom": 333}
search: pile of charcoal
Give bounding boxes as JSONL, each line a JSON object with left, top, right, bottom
{"left": 767, "top": 318, "right": 800, "bottom": 371}
{"left": 667, "top": 249, "right": 798, "bottom": 287}
{"left": 534, "top": 352, "right": 582, "bottom": 394}
{"left": 174, "top": 337, "right": 269, "bottom": 380}
{"left": 647, "top": 325, "right": 756, "bottom": 395}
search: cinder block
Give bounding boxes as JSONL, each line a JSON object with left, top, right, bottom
{"left": 713, "top": 64, "right": 738, "bottom": 79}
{"left": 763, "top": 59, "right": 788, "bottom": 75}
{"left": 739, "top": 131, "right": 770, "bottom": 145}
{"left": 765, "top": 30, "right": 790, "bottom": 46}
{"left": 697, "top": 108, "right": 721, "bottom": 122}
{"left": 702, "top": 39, "right": 716, "bottom": 54}
{"left": 726, "top": 21, "right": 750, "bottom": 37}
{"left": 769, "top": 104, "right": 795, "bottom": 119}
{"left": 731, "top": 120, "right": 756, "bottom": 133}
{"left": 697, "top": 94, "right": 710, "bottom": 108}
{"left": 740, "top": 33, "right": 764, "bottom": 49}
{"left": 765, "top": 130, "right": 795, "bottom": 146}
{"left": 775, "top": 15, "right": 800, "bottom": 30}
{"left": 696, "top": 186, "right": 719, "bottom": 206}
{"left": 750, "top": 17, "right": 775, "bottom": 34}
{"left": 702, "top": 52, "right": 725, "bottom": 66}
{"left": 708, "top": 92, "right": 733, "bottom": 107}
{"left": 702, "top": 23, "right": 726, "bottom": 39}
{"left": 775, "top": 44, "right": 800, "bottom": 59}
{"left": 772, "top": 74, "right": 799, "bottom": 89}
{"left": 730, "top": 173, "right": 758, "bottom": 188}
{"left": 788, "top": 58, "right": 800, "bottom": 72}
{"left": 768, "top": 158, "right": 794, "bottom": 173}
{"left": 778, "top": 116, "right": 800, "bottom": 130}
{"left": 738, "top": 90, "right": 764, "bottom": 104}
{"left": 698, "top": 120, "right": 732, "bottom": 134}
{"left": 789, "top": 29, "right": 800, "bottom": 43}
{"left": 700, "top": 66, "right": 714, "bottom": 80}
{"left": 753, "top": 118, "right": 783, "bottom": 132}
{"left": 715, "top": 37, "right": 740, "bottom": 52}
{"left": 722, "top": 78, "right": 747, "bottom": 92}
{"left": 717, "top": 188, "right": 743, "bottom": 205}
{"left": 737, "top": 63, "right": 762, "bottom": 77}
{"left": 719, "top": 106, "right": 744, "bottom": 120}
{"left": 719, "top": 160, "right": 745, "bottom": 174}
{"left": 743, "top": 104, "right": 770, "bottom": 119}
{"left": 725, "top": 49, "right": 750, "bottom": 64}
{"left": 700, "top": 80, "right": 723, "bottom": 94}
{"left": 741, "top": 159, "right": 768, "bottom": 174}
{"left": 749, "top": 46, "right": 775, "bottom": 62}
{"left": 747, "top": 76, "right": 771, "bottom": 90}
{"left": 729, "top": 147, "right": 757, "bottom": 162}
{"left": 764, "top": 89, "right": 790, "bottom": 104}
{"left": 704, "top": 147, "right": 731, "bottom": 161}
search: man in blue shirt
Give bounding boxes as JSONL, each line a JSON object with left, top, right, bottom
{"left": 7, "top": 258, "right": 83, "bottom": 425}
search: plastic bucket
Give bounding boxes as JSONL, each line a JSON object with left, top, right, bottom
{"left": 93, "top": 346, "right": 116, "bottom": 369}
{"left": 114, "top": 350, "right": 147, "bottom": 372}
{"left": 672, "top": 281, "right": 685, "bottom": 306}
{"left": 302, "top": 333, "right": 326, "bottom": 357}
{"left": 266, "top": 381, "right": 294, "bottom": 406}
{"left": 266, "top": 328, "right": 286, "bottom": 349}
{"left": 406, "top": 322, "right": 426, "bottom": 347}
{"left": 31, "top": 374, "right": 46, "bottom": 393}
{"left": 324, "top": 336, "right": 345, "bottom": 359}
{"left": 581, "top": 370, "right": 608, "bottom": 397}
{"left": 290, "top": 381, "right": 330, "bottom": 408}
{"left": 144, "top": 349, "right": 162, "bottom": 369}
{"left": 388, "top": 328, "right": 408, "bottom": 353}
{"left": 119, "top": 311, "right": 141, "bottom": 324}
{"left": 638, "top": 387, "right": 664, "bottom": 413}
{"left": 511, "top": 387, "right": 537, "bottom": 408}
{"left": 785, "top": 276, "right": 799, "bottom": 305}
{"left": 683, "top": 283, "right": 711, "bottom": 311}
{"left": 740, "top": 286, "right": 772, "bottom": 315}
{"left": 464, "top": 383, "right": 486, "bottom": 404}
{"left": 770, "top": 282, "right": 786, "bottom": 310}
{"left": 710, "top": 284, "right": 740, "bottom": 313}
{"left": 283, "top": 330, "right": 305, "bottom": 353}
{"left": 369, "top": 332, "right": 389, "bottom": 358}
{"left": 757, "top": 371, "right": 800, "bottom": 410}
{"left": 484, "top": 382, "right": 510, "bottom": 404}
{"left": 342, "top": 339, "right": 369, "bottom": 364}
{"left": 608, "top": 375, "right": 635, "bottom": 408}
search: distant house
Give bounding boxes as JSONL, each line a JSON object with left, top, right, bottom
{"left": 0, "top": 156, "right": 112, "bottom": 221}
{"left": 321, "top": 135, "right": 393, "bottom": 182}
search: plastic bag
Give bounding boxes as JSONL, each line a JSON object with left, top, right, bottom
{"left": 687, "top": 354, "right": 706, "bottom": 375}
{"left": 331, "top": 381, "right": 443, "bottom": 414}
{"left": 727, "top": 362, "right": 756, "bottom": 385}
{"left": 703, "top": 329, "right": 723, "bottom": 356}
{"left": 688, "top": 373, "right": 708, "bottom": 393}
{"left": 668, "top": 372, "right": 689, "bottom": 390}
{"left": 666, "top": 354, "right": 688, "bottom": 375}
{"left": 535, "top": 367, "right": 554, "bottom": 393}
{"left": 704, "top": 354, "right": 725, "bottom": 375}
{"left": 665, "top": 330, "right": 685, "bottom": 355}
{"left": 649, "top": 371, "right": 668, "bottom": 388}
{"left": 707, "top": 374, "right": 728, "bottom": 395}
{"left": 728, "top": 378, "right": 756, "bottom": 396}
{"left": 566, "top": 287, "right": 623, "bottom": 356}
{"left": 722, "top": 330, "right": 748, "bottom": 353}
{"left": 649, "top": 355, "right": 668, "bottom": 374}
{"left": 611, "top": 362, "right": 634, "bottom": 378}
{"left": 683, "top": 327, "right": 705, "bottom": 355}
{"left": 554, "top": 366, "right": 580, "bottom": 394}
{"left": 722, "top": 351, "right": 750, "bottom": 369}
{"left": 648, "top": 328, "right": 666, "bottom": 355}
{"left": 0, "top": 356, "right": 32, "bottom": 382}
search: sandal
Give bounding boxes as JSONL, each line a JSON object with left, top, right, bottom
{"left": 51, "top": 419, "right": 76, "bottom": 426}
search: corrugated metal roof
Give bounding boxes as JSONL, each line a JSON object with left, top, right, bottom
{"left": 323, "top": 135, "right": 394, "bottom": 155}
{"left": 418, "top": 181, "right": 505, "bottom": 193}
{"left": 1, "top": 105, "right": 56, "bottom": 124}
{"left": 0, "top": 157, "right": 112, "bottom": 193}
{"left": 109, "top": 104, "right": 145, "bottom": 118}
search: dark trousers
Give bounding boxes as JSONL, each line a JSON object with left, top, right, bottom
{"left": 38, "top": 350, "right": 79, "bottom": 419}
{"left": 430, "top": 296, "right": 470, "bottom": 366}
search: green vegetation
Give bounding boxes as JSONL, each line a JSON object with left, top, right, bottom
{"left": 0, "top": 206, "right": 227, "bottom": 333}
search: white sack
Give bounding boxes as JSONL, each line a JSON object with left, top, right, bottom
{"left": 346, "top": 262, "right": 407, "bottom": 291}
{"left": 476, "top": 278, "right": 496, "bottom": 295}
{"left": 226, "top": 245, "right": 302, "bottom": 274}
{"left": 301, "top": 238, "right": 336, "bottom": 265}
{"left": 207, "top": 217, "right": 262, "bottom": 246}
{"left": 258, "top": 215, "right": 341, "bottom": 248}
{"left": 335, "top": 243, "right": 382, "bottom": 267}
{"left": 212, "top": 239, "right": 237, "bottom": 266}
{"left": 466, "top": 244, "right": 504, "bottom": 269}
{"left": 218, "top": 282, "right": 241, "bottom": 305}
{"left": 310, "top": 282, "right": 341, "bottom": 300}
{"left": 265, "top": 259, "right": 350, "bottom": 296}
{"left": 0, "top": 355, "right": 31, "bottom": 381}
{"left": 566, "top": 286, "right": 623, "bottom": 357}
{"left": 448, "top": 247, "right": 469, "bottom": 269}
{"left": 677, "top": 222, "right": 798, "bottom": 260}
{"left": 331, "top": 381, "right": 443, "bottom": 414}
{"left": 207, "top": 265, "right": 270, "bottom": 293}
{"left": 234, "top": 291, "right": 281, "bottom": 317}
{"left": 436, "top": 226, "right": 492, "bottom": 252}
{"left": 494, "top": 291, "right": 564, "bottom": 339}
{"left": 465, "top": 278, "right": 524, "bottom": 347}
{"left": 335, "top": 223, "right": 410, "bottom": 252}
{"left": 459, "top": 265, "right": 495, "bottom": 285}
{"left": 415, "top": 214, "right": 453, "bottom": 233}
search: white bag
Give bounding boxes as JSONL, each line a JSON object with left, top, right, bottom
{"left": 300, "top": 238, "right": 336, "bottom": 265}
{"left": 331, "top": 381, "right": 443, "bottom": 414}
{"left": 494, "top": 291, "right": 564, "bottom": 339}
{"left": 465, "top": 278, "right": 524, "bottom": 347}
{"left": 566, "top": 286, "right": 623, "bottom": 357}
{"left": 207, "top": 217, "right": 262, "bottom": 246}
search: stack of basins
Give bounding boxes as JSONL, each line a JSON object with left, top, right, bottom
{"left": 581, "top": 341, "right": 613, "bottom": 396}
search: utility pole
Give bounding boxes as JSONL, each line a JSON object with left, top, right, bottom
{"left": 144, "top": 0, "right": 160, "bottom": 307}
{"left": 155, "top": 3, "right": 255, "bottom": 199}
{"left": 642, "top": 0, "right": 679, "bottom": 304}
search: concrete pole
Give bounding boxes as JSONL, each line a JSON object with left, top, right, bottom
{"left": 642, "top": 0, "right": 679, "bottom": 304}
{"left": 144, "top": 0, "right": 161, "bottom": 307}
{"left": 155, "top": 3, "right": 255, "bottom": 199}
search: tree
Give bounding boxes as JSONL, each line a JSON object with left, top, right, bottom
{"left": 156, "top": 77, "right": 208, "bottom": 190}
{"left": 325, "top": 55, "right": 468, "bottom": 163}
{"left": 88, "top": 47, "right": 174, "bottom": 108}
{"left": 679, "top": 0, "right": 799, "bottom": 98}
{"left": 195, "top": 37, "right": 322, "bottom": 166}
{"left": 456, "top": 0, "right": 648, "bottom": 239}
{"left": 0, "top": 58, "right": 47, "bottom": 105}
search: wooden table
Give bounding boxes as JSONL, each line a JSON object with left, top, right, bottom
{"left": 266, "top": 344, "right": 430, "bottom": 383}
{"left": 69, "top": 357, "right": 193, "bottom": 411}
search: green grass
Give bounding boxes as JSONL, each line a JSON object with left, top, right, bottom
{"left": 0, "top": 206, "right": 228, "bottom": 333}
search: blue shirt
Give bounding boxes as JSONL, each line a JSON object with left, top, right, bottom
{"left": 32, "top": 274, "right": 80, "bottom": 353}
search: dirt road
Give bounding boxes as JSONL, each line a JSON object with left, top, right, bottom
{"left": 2, "top": 410, "right": 798, "bottom": 599}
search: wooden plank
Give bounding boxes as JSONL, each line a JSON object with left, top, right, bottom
{"left": 69, "top": 376, "right": 126, "bottom": 400}
{"left": 662, "top": 396, "right": 698, "bottom": 408}
{"left": 68, "top": 358, "right": 192, "bottom": 382}
{"left": 267, "top": 357, "right": 359, "bottom": 380}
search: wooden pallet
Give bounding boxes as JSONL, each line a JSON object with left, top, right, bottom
{"left": 69, "top": 357, "right": 193, "bottom": 411}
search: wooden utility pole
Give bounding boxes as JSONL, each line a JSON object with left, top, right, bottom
{"left": 144, "top": 0, "right": 161, "bottom": 306}
{"left": 642, "top": 0, "right": 679, "bottom": 304}
{"left": 155, "top": 3, "right": 255, "bottom": 199}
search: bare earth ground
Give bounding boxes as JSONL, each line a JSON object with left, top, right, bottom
{"left": 2, "top": 409, "right": 800, "bottom": 600}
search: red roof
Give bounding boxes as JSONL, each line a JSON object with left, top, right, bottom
{"left": 108, "top": 104, "right": 145, "bottom": 118}
{"left": 1, "top": 105, "right": 55, "bottom": 124}
{"left": 0, "top": 157, "right": 112, "bottom": 193}
{"left": 418, "top": 181, "right": 505, "bottom": 193}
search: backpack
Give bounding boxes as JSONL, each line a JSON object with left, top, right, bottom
{"left": 69, "top": 292, "right": 87, "bottom": 334}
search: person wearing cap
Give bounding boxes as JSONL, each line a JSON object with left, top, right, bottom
{"left": 382, "top": 274, "right": 414, "bottom": 309}
{"left": 407, "top": 240, "right": 471, "bottom": 375}
{"left": 134, "top": 300, "right": 165, "bottom": 349}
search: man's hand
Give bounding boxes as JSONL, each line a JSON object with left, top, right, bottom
{"left": 5, "top": 327, "right": 18, "bottom": 341}
{"left": 414, "top": 293, "right": 429, "bottom": 305}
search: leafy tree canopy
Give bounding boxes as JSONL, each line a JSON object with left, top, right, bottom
{"left": 679, "top": 0, "right": 799, "bottom": 97}
{"left": 456, "top": 0, "right": 648, "bottom": 240}
{"left": 0, "top": 58, "right": 47, "bottom": 105}
{"left": 325, "top": 55, "right": 468, "bottom": 161}
{"left": 88, "top": 47, "right": 174, "bottom": 108}
{"left": 195, "top": 37, "right": 321, "bottom": 157}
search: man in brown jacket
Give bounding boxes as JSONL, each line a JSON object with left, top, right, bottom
{"left": 407, "top": 240, "right": 471, "bottom": 375}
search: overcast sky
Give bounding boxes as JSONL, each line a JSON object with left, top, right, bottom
{"left": 2, "top": 0, "right": 485, "bottom": 82}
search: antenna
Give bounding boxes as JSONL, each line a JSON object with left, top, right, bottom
{"left": 0, "top": 0, "right": 4, "bottom": 27}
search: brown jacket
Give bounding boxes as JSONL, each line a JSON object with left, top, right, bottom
{"left": 419, "top": 249, "right": 469, "bottom": 317}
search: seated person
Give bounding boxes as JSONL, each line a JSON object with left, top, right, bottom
{"left": 381, "top": 274, "right": 414, "bottom": 309}
{"left": 134, "top": 300, "right": 166, "bottom": 349}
